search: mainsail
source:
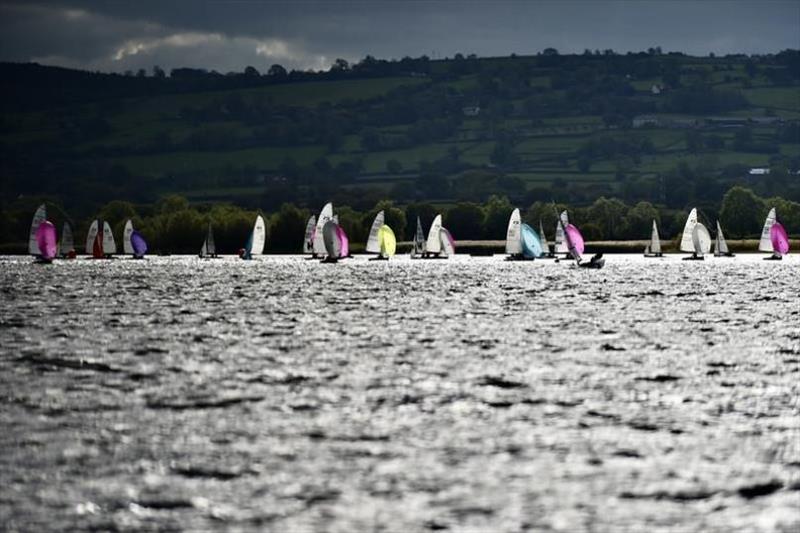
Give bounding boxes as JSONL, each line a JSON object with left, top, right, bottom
{"left": 692, "top": 223, "right": 712, "bottom": 255}
{"left": 303, "top": 215, "right": 316, "bottom": 254}
{"left": 251, "top": 215, "right": 266, "bottom": 256}
{"left": 714, "top": 221, "right": 729, "bottom": 256}
{"left": 123, "top": 220, "right": 134, "bottom": 255}
{"left": 539, "top": 220, "right": 549, "bottom": 253}
{"left": 505, "top": 208, "right": 522, "bottom": 255}
{"left": 85, "top": 220, "right": 99, "bottom": 255}
{"left": 426, "top": 214, "right": 443, "bottom": 254}
{"left": 679, "top": 208, "right": 699, "bottom": 253}
{"left": 36, "top": 221, "right": 57, "bottom": 261}
{"left": 759, "top": 208, "right": 777, "bottom": 252}
{"left": 366, "top": 211, "right": 385, "bottom": 253}
{"left": 102, "top": 221, "right": 117, "bottom": 255}
{"left": 313, "top": 203, "right": 333, "bottom": 255}
{"left": 650, "top": 220, "right": 661, "bottom": 254}
{"left": 60, "top": 222, "right": 74, "bottom": 256}
{"left": 201, "top": 223, "right": 216, "bottom": 257}
{"left": 28, "top": 204, "right": 47, "bottom": 255}
{"left": 440, "top": 227, "right": 455, "bottom": 256}
{"left": 413, "top": 217, "right": 425, "bottom": 256}
{"left": 322, "top": 220, "right": 342, "bottom": 259}
{"left": 554, "top": 211, "right": 570, "bottom": 253}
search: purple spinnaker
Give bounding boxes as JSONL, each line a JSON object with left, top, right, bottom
{"left": 131, "top": 230, "right": 148, "bottom": 257}
{"left": 770, "top": 222, "right": 790, "bottom": 255}
{"left": 36, "top": 221, "right": 57, "bottom": 260}
{"left": 565, "top": 224, "right": 585, "bottom": 256}
{"left": 336, "top": 225, "right": 349, "bottom": 257}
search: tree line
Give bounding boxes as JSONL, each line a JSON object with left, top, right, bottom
{"left": 2, "top": 186, "right": 796, "bottom": 254}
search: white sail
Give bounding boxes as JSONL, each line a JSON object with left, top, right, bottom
{"left": 425, "top": 214, "right": 443, "bottom": 254}
{"left": 413, "top": 217, "right": 425, "bottom": 255}
{"left": 539, "top": 220, "right": 549, "bottom": 251}
{"left": 715, "top": 221, "right": 729, "bottom": 255}
{"left": 692, "top": 223, "right": 711, "bottom": 255}
{"left": 59, "top": 222, "right": 74, "bottom": 256}
{"left": 28, "top": 204, "right": 47, "bottom": 255}
{"left": 505, "top": 208, "right": 522, "bottom": 255}
{"left": 303, "top": 216, "right": 316, "bottom": 254}
{"left": 365, "top": 210, "right": 385, "bottom": 253}
{"left": 332, "top": 214, "right": 339, "bottom": 224}
{"left": 251, "top": 215, "right": 266, "bottom": 256}
{"left": 758, "top": 207, "right": 776, "bottom": 252}
{"left": 102, "top": 221, "right": 116, "bottom": 254}
{"left": 554, "top": 210, "right": 569, "bottom": 253}
{"left": 85, "top": 220, "right": 98, "bottom": 254}
{"left": 123, "top": 220, "right": 134, "bottom": 255}
{"left": 440, "top": 227, "right": 455, "bottom": 256}
{"left": 650, "top": 220, "right": 661, "bottom": 254}
{"left": 207, "top": 224, "right": 215, "bottom": 255}
{"left": 313, "top": 203, "right": 333, "bottom": 255}
{"left": 679, "top": 208, "right": 699, "bottom": 253}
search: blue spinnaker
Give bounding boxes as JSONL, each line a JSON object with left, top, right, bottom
{"left": 521, "top": 223, "right": 544, "bottom": 258}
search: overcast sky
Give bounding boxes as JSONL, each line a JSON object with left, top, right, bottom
{"left": 0, "top": 1, "right": 797, "bottom": 73}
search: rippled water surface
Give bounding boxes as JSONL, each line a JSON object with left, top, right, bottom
{"left": 1, "top": 254, "right": 799, "bottom": 532}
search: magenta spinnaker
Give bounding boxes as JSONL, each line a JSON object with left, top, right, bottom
{"left": 565, "top": 224, "right": 585, "bottom": 256}
{"left": 336, "top": 225, "right": 349, "bottom": 258}
{"left": 36, "top": 221, "right": 57, "bottom": 260}
{"left": 770, "top": 222, "right": 790, "bottom": 255}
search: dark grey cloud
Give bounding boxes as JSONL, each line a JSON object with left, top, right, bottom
{"left": 0, "top": 1, "right": 797, "bottom": 73}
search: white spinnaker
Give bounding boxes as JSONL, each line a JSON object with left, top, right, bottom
{"left": 715, "top": 221, "right": 729, "bottom": 255}
{"left": 679, "top": 208, "right": 699, "bottom": 253}
{"left": 251, "top": 215, "right": 266, "bottom": 255}
{"left": 313, "top": 203, "right": 333, "bottom": 255}
{"left": 650, "top": 220, "right": 661, "bottom": 254}
{"left": 303, "top": 216, "right": 315, "bottom": 253}
{"left": 123, "top": 220, "right": 134, "bottom": 255}
{"left": 758, "top": 208, "right": 776, "bottom": 252}
{"left": 440, "top": 228, "right": 455, "bottom": 256}
{"left": 102, "top": 221, "right": 117, "bottom": 254}
{"left": 28, "top": 204, "right": 46, "bottom": 255}
{"left": 60, "top": 222, "right": 74, "bottom": 256}
{"left": 426, "top": 214, "right": 443, "bottom": 253}
{"left": 554, "top": 210, "right": 569, "bottom": 253}
{"left": 692, "top": 223, "right": 711, "bottom": 255}
{"left": 85, "top": 220, "right": 99, "bottom": 254}
{"left": 366, "top": 211, "right": 385, "bottom": 253}
{"left": 505, "top": 208, "right": 522, "bottom": 254}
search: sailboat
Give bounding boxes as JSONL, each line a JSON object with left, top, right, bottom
{"left": 366, "top": 210, "right": 397, "bottom": 260}
{"left": 28, "top": 204, "right": 47, "bottom": 259}
{"left": 421, "top": 214, "right": 452, "bottom": 259}
{"left": 123, "top": 219, "right": 148, "bottom": 259}
{"left": 556, "top": 210, "right": 604, "bottom": 268}
{"left": 643, "top": 220, "right": 663, "bottom": 257}
{"left": 679, "top": 208, "right": 710, "bottom": 260}
{"left": 410, "top": 217, "right": 426, "bottom": 258}
{"left": 240, "top": 215, "right": 266, "bottom": 260}
{"left": 85, "top": 220, "right": 116, "bottom": 258}
{"left": 199, "top": 223, "right": 217, "bottom": 258}
{"left": 321, "top": 220, "right": 349, "bottom": 263}
{"left": 759, "top": 208, "right": 790, "bottom": 260}
{"left": 553, "top": 210, "right": 570, "bottom": 257}
{"left": 539, "top": 220, "right": 554, "bottom": 258}
{"left": 59, "top": 222, "right": 76, "bottom": 259}
{"left": 712, "top": 221, "right": 734, "bottom": 257}
{"left": 312, "top": 203, "right": 334, "bottom": 259}
{"left": 34, "top": 220, "right": 57, "bottom": 264}
{"left": 303, "top": 215, "right": 316, "bottom": 255}
{"left": 506, "top": 208, "right": 544, "bottom": 260}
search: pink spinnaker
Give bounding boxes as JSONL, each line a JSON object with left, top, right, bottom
{"left": 565, "top": 224, "right": 585, "bottom": 256}
{"left": 336, "top": 225, "right": 349, "bottom": 257}
{"left": 770, "top": 222, "right": 790, "bottom": 255}
{"left": 36, "top": 221, "right": 57, "bottom": 260}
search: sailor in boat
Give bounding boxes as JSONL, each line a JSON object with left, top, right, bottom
{"left": 579, "top": 253, "right": 605, "bottom": 269}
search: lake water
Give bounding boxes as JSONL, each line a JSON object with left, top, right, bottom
{"left": 1, "top": 254, "right": 799, "bottom": 532}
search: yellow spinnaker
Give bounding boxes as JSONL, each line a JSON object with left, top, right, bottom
{"left": 378, "top": 225, "right": 396, "bottom": 257}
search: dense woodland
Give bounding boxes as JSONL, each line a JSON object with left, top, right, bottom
{"left": 1, "top": 48, "right": 798, "bottom": 251}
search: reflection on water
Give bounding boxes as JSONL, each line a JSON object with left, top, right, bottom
{"left": 1, "top": 254, "right": 799, "bottom": 531}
